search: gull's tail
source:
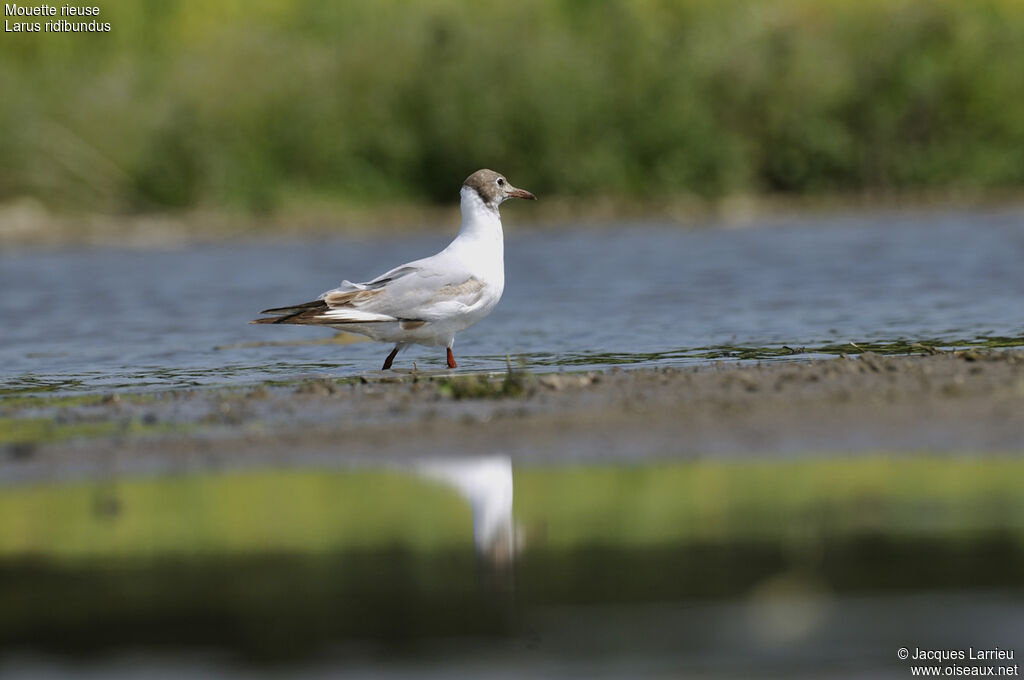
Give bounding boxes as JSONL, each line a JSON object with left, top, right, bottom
{"left": 249, "top": 300, "right": 328, "bottom": 325}
{"left": 251, "top": 297, "right": 398, "bottom": 325}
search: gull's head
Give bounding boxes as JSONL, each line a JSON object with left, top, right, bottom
{"left": 462, "top": 169, "right": 536, "bottom": 211}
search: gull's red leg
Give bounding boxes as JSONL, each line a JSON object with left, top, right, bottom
{"left": 446, "top": 347, "right": 457, "bottom": 369}
{"left": 382, "top": 345, "right": 400, "bottom": 370}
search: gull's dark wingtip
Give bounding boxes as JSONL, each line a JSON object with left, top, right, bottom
{"left": 250, "top": 300, "right": 328, "bottom": 325}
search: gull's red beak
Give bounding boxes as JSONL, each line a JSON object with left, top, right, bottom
{"left": 507, "top": 186, "right": 537, "bottom": 200}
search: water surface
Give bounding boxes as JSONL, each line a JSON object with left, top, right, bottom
{"left": 2, "top": 456, "right": 1022, "bottom": 678}
{"left": 3, "top": 209, "right": 1024, "bottom": 395}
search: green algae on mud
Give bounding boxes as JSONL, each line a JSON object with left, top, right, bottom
{"left": 543, "top": 335, "right": 1024, "bottom": 366}
{"left": 0, "top": 416, "right": 188, "bottom": 447}
{"left": 1, "top": 458, "right": 1022, "bottom": 561}
{"left": 3, "top": 336, "right": 1024, "bottom": 405}
{"left": 433, "top": 370, "right": 535, "bottom": 400}
{"left": 0, "top": 365, "right": 538, "bottom": 442}
{"left": 0, "top": 388, "right": 184, "bottom": 446}
{"left": 3, "top": 349, "right": 1024, "bottom": 480}
{"left": 0, "top": 391, "right": 158, "bottom": 415}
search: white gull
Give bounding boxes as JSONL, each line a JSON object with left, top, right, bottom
{"left": 251, "top": 169, "right": 536, "bottom": 369}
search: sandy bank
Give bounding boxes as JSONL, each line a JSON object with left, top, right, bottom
{"left": 2, "top": 350, "right": 1023, "bottom": 484}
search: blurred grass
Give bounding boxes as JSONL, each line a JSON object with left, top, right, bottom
{"left": 0, "top": 470, "right": 473, "bottom": 558}
{"left": 1, "top": 458, "right": 1022, "bottom": 560}
{"left": 2, "top": 0, "right": 1024, "bottom": 217}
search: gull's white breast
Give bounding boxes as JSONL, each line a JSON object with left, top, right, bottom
{"left": 325, "top": 185, "right": 506, "bottom": 348}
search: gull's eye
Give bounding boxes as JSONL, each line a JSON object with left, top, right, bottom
{"left": 496, "top": 177, "right": 505, "bottom": 186}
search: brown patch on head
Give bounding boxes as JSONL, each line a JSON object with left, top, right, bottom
{"left": 463, "top": 169, "right": 536, "bottom": 207}
{"left": 463, "top": 169, "right": 506, "bottom": 206}
{"left": 400, "top": 320, "right": 426, "bottom": 331}
{"left": 324, "top": 288, "right": 383, "bottom": 307}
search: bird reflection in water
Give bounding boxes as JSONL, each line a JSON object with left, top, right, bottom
{"left": 415, "top": 455, "right": 523, "bottom": 569}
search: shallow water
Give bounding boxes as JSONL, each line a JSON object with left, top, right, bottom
{"left": 3, "top": 209, "right": 1024, "bottom": 395}
{"left": 2, "top": 456, "right": 1023, "bottom": 678}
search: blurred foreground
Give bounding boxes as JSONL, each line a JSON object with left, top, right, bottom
{"left": 2, "top": 454, "right": 1023, "bottom": 678}
{"left": 3, "top": 341, "right": 1024, "bottom": 676}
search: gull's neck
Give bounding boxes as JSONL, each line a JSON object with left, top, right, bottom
{"left": 456, "top": 186, "right": 503, "bottom": 243}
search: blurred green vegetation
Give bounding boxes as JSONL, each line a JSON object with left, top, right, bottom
{"left": 1, "top": 458, "right": 1022, "bottom": 559}
{"left": 2, "top": 0, "right": 1023, "bottom": 215}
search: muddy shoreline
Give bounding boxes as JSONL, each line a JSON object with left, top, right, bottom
{"left": 3, "top": 350, "right": 1024, "bottom": 484}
